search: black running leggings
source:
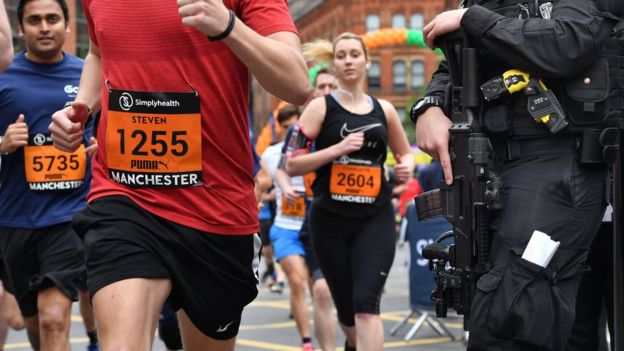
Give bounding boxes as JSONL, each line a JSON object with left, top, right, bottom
{"left": 309, "top": 202, "right": 396, "bottom": 326}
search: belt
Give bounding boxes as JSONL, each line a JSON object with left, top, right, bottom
{"left": 492, "top": 136, "right": 579, "bottom": 161}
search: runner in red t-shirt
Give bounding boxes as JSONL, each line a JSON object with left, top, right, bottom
{"left": 48, "top": 0, "right": 309, "bottom": 349}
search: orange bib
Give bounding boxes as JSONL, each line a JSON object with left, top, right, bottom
{"left": 281, "top": 194, "right": 306, "bottom": 219}
{"left": 329, "top": 162, "right": 381, "bottom": 200}
{"left": 106, "top": 90, "right": 202, "bottom": 187}
{"left": 24, "top": 133, "right": 86, "bottom": 191}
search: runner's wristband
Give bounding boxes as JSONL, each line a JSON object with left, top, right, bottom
{"left": 208, "top": 9, "right": 236, "bottom": 42}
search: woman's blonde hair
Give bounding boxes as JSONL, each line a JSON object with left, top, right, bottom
{"left": 302, "top": 32, "right": 369, "bottom": 67}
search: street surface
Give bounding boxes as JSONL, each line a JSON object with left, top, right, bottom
{"left": 3, "top": 245, "right": 467, "bottom": 350}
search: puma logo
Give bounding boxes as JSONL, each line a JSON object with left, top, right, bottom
{"left": 339, "top": 123, "right": 382, "bottom": 139}
{"left": 158, "top": 160, "right": 170, "bottom": 170}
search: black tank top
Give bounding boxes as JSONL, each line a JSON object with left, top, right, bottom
{"left": 312, "top": 93, "right": 392, "bottom": 218}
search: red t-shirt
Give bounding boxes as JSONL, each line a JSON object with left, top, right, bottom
{"left": 82, "top": 0, "right": 297, "bottom": 234}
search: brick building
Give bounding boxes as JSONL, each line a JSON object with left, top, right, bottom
{"left": 4, "top": 1, "right": 458, "bottom": 140}
{"left": 252, "top": 0, "right": 458, "bottom": 137}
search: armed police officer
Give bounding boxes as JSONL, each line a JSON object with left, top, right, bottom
{"left": 411, "top": 0, "right": 623, "bottom": 350}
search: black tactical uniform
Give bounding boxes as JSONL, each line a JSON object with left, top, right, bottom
{"left": 417, "top": 0, "right": 623, "bottom": 350}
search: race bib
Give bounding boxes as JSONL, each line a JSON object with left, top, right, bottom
{"left": 24, "top": 133, "right": 86, "bottom": 191}
{"left": 303, "top": 172, "right": 316, "bottom": 198}
{"left": 329, "top": 161, "right": 381, "bottom": 204}
{"left": 106, "top": 90, "right": 202, "bottom": 187}
{"left": 281, "top": 194, "right": 306, "bottom": 219}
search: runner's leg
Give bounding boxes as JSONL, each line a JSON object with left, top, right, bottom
{"left": 280, "top": 255, "right": 311, "bottom": 341}
{"left": 312, "top": 278, "right": 337, "bottom": 351}
{"left": 92, "top": 278, "right": 171, "bottom": 351}
{"left": 36, "top": 286, "right": 72, "bottom": 351}
{"left": 79, "top": 290, "right": 98, "bottom": 350}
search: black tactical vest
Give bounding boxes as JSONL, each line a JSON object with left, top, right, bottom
{"left": 474, "top": 0, "right": 624, "bottom": 139}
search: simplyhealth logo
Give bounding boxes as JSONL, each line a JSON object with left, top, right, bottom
{"left": 119, "top": 92, "right": 134, "bottom": 111}
{"left": 118, "top": 92, "right": 182, "bottom": 112}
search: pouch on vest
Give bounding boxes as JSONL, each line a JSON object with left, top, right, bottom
{"left": 561, "top": 58, "right": 611, "bottom": 129}
{"left": 561, "top": 28, "right": 624, "bottom": 132}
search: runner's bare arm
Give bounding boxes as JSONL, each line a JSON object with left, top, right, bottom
{"left": 380, "top": 99, "right": 414, "bottom": 184}
{"left": 49, "top": 42, "right": 102, "bottom": 152}
{"left": 0, "top": 1, "right": 13, "bottom": 72}
{"left": 227, "top": 31, "right": 309, "bottom": 105}
{"left": 255, "top": 159, "right": 272, "bottom": 203}
{"left": 177, "top": 0, "right": 309, "bottom": 105}
{"left": 74, "top": 42, "right": 102, "bottom": 114}
{"left": 285, "top": 98, "right": 364, "bottom": 176}
{"left": 275, "top": 168, "right": 298, "bottom": 204}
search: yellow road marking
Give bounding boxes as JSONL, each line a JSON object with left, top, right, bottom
{"left": 383, "top": 336, "right": 455, "bottom": 347}
{"left": 3, "top": 342, "right": 31, "bottom": 350}
{"left": 236, "top": 338, "right": 301, "bottom": 351}
{"left": 248, "top": 300, "right": 291, "bottom": 309}
{"left": 239, "top": 320, "right": 297, "bottom": 331}
{"left": 70, "top": 314, "right": 84, "bottom": 322}
{"left": 5, "top": 337, "right": 88, "bottom": 350}
{"left": 380, "top": 313, "right": 463, "bottom": 329}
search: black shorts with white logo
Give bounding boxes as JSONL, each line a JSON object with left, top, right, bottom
{"left": 72, "top": 195, "right": 260, "bottom": 340}
{"left": 0, "top": 222, "right": 84, "bottom": 317}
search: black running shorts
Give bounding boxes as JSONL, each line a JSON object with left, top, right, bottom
{"left": 72, "top": 195, "right": 260, "bottom": 340}
{"left": 0, "top": 222, "right": 84, "bottom": 317}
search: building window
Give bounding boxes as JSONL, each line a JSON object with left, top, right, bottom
{"left": 368, "top": 61, "right": 381, "bottom": 91}
{"left": 411, "top": 61, "right": 425, "bottom": 90}
{"left": 411, "top": 13, "right": 424, "bottom": 29}
{"left": 366, "top": 14, "right": 380, "bottom": 32}
{"left": 392, "top": 13, "right": 406, "bottom": 28}
{"left": 393, "top": 60, "right": 407, "bottom": 92}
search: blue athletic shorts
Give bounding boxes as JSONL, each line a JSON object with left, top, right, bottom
{"left": 269, "top": 225, "right": 305, "bottom": 261}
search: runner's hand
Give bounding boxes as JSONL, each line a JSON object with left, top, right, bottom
{"left": 393, "top": 155, "right": 414, "bottom": 184}
{"left": 333, "top": 132, "right": 364, "bottom": 157}
{"left": 85, "top": 136, "right": 98, "bottom": 157}
{"left": 0, "top": 114, "right": 28, "bottom": 154}
{"left": 177, "top": 0, "right": 231, "bottom": 37}
{"left": 49, "top": 101, "right": 88, "bottom": 152}
{"left": 283, "top": 186, "right": 299, "bottom": 205}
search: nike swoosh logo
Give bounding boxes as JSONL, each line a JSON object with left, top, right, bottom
{"left": 340, "top": 123, "right": 382, "bottom": 138}
{"left": 216, "top": 320, "right": 236, "bottom": 333}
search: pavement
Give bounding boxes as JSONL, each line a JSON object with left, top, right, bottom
{"left": 2, "top": 245, "right": 468, "bottom": 350}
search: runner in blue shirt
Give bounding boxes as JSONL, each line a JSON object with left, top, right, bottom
{"left": 0, "top": 1, "right": 97, "bottom": 350}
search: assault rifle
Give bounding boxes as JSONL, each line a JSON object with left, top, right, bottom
{"left": 413, "top": 30, "right": 502, "bottom": 329}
